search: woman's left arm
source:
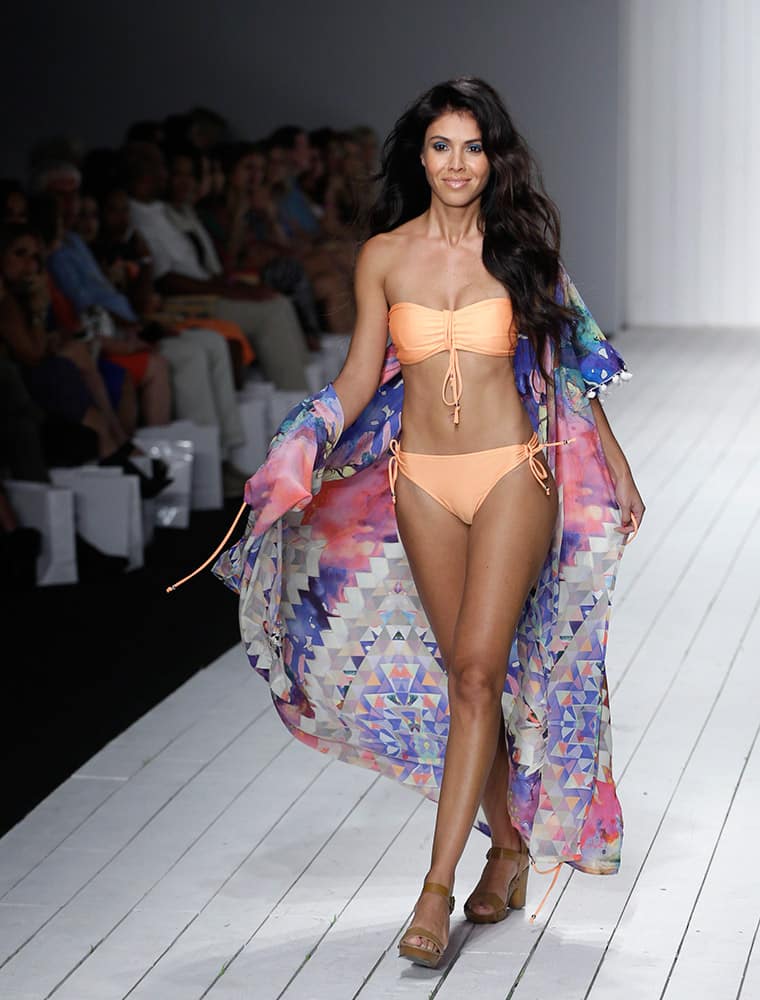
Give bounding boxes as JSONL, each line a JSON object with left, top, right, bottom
{"left": 590, "top": 397, "right": 646, "bottom": 537}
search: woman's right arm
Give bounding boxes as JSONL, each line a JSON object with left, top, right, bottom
{"left": 332, "top": 235, "right": 391, "bottom": 428}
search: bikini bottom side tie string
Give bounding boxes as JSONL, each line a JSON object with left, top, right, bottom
{"left": 523, "top": 433, "right": 576, "bottom": 495}
{"left": 388, "top": 437, "right": 401, "bottom": 504}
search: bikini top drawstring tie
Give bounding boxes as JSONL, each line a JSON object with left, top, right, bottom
{"left": 441, "top": 309, "right": 463, "bottom": 425}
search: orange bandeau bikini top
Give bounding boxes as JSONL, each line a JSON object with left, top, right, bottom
{"left": 387, "top": 297, "right": 517, "bottom": 425}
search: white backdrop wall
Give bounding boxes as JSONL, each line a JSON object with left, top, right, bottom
{"left": 623, "top": 0, "right": 760, "bottom": 327}
{"left": 4, "top": 0, "right": 623, "bottom": 330}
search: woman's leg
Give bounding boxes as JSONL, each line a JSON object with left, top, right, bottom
{"left": 463, "top": 716, "right": 523, "bottom": 917}
{"left": 432, "top": 457, "right": 557, "bottom": 915}
{"left": 157, "top": 334, "right": 218, "bottom": 428}
{"left": 58, "top": 341, "right": 128, "bottom": 447}
{"left": 138, "top": 351, "right": 172, "bottom": 426}
{"left": 176, "top": 327, "right": 244, "bottom": 455}
{"left": 396, "top": 455, "right": 557, "bottom": 950}
{"left": 392, "top": 469, "right": 469, "bottom": 954}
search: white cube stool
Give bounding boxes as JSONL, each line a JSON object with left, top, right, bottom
{"left": 49, "top": 466, "right": 144, "bottom": 570}
{"left": 135, "top": 420, "right": 221, "bottom": 511}
{"left": 133, "top": 430, "right": 194, "bottom": 529}
{"left": 4, "top": 479, "right": 78, "bottom": 586}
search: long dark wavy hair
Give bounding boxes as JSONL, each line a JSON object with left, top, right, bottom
{"left": 367, "top": 77, "right": 578, "bottom": 370}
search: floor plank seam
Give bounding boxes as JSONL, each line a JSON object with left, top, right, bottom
{"left": 616, "top": 408, "right": 755, "bottom": 613}
{"left": 736, "top": 913, "right": 760, "bottom": 1000}
{"left": 275, "top": 793, "right": 430, "bottom": 999}
{"left": 0, "top": 701, "right": 275, "bottom": 972}
{"left": 65, "top": 733, "right": 304, "bottom": 1000}
{"left": 583, "top": 591, "right": 760, "bottom": 999}
{"left": 0, "top": 673, "right": 256, "bottom": 903}
{"left": 611, "top": 448, "right": 760, "bottom": 696}
{"left": 660, "top": 719, "right": 760, "bottom": 1000}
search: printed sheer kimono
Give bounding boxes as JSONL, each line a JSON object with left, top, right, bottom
{"left": 212, "top": 267, "right": 633, "bottom": 875}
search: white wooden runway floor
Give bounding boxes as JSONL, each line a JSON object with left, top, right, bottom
{"left": 1, "top": 327, "right": 759, "bottom": 1000}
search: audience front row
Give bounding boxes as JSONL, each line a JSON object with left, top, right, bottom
{"left": 0, "top": 113, "right": 379, "bottom": 585}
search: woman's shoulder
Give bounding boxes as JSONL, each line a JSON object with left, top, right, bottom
{"left": 360, "top": 217, "right": 424, "bottom": 258}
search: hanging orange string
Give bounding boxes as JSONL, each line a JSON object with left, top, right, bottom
{"left": 529, "top": 861, "right": 562, "bottom": 923}
{"left": 165, "top": 500, "right": 249, "bottom": 593}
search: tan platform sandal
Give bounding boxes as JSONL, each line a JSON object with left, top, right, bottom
{"left": 463, "top": 842, "right": 529, "bottom": 924}
{"left": 397, "top": 881, "right": 455, "bottom": 968}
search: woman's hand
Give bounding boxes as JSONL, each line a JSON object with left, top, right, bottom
{"left": 589, "top": 397, "right": 645, "bottom": 539}
{"left": 610, "top": 465, "right": 645, "bottom": 538}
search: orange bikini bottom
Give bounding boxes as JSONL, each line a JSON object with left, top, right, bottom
{"left": 388, "top": 432, "right": 571, "bottom": 525}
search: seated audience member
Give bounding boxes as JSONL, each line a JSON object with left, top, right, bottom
{"left": 123, "top": 140, "right": 310, "bottom": 389}
{"left": 301, "top": 128, "right": 337, "bottom": 218}
{"left": 0, "top": 354, "right": 49, "bottom": 483}
{"left": 0, "top": 357, "right": 129, "bottom": 582}
{"left": 265, "top": 127, "right": 357, "bottom": 332}
{"left": 92, "top": 179, "right": 254, "bottom": 388}
{"left": 319, "top": 130, "right": 371, "bottom": 241}
{"left": 1, "top": 180, "right": 28, "bottom": 224}
{"left": 0, "top": 222, "right": 148, "bottom": 476}
{"left": 34, "top": 162, "right": 249, "bottom": 495}
{"left": 177, "top": 143, "right": 322, "bottom": 349}
{"left": 200, "top": 142, "right": 290, "bottom": 268}
{"left": 29, "top": 191, "right": 171, "bottom": 433}
{"left": 265, "top": 126, "right": 323, "bottom": 242}
{"left": 349, "top": 124, "right": 381, "bottom": 177}
{"left": 0, "top": 336, "right": 98, "bottom": 472}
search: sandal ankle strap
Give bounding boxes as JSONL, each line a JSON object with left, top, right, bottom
{"left": 422, "top": 880, "right": 452, "bottom": 899}
{"left": 421, "top": 880, "right": 455, "bottom": 912}
{"left": 486, "top": 844, "right": 528, "bottom": 862}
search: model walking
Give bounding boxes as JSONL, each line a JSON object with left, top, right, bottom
{"left": 174, "top": 77, "right": 644, "bottom": 971}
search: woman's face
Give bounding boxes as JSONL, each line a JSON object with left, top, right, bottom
{"left": 2, "top": 235, "right": 41, "bottom": 288}
{"left": 76, "top": 196, "right": 100, "bottom": 244}
{"left": 420, "top": 109, "right": 490, "bottom": 207}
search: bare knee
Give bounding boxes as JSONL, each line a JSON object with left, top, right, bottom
{"left": 448, "top": 653, "right": 505, "bottom": 714}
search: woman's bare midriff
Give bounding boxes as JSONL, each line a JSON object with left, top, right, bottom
{"left": 397, "top": 351, "right": 534, "bottom": 455}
